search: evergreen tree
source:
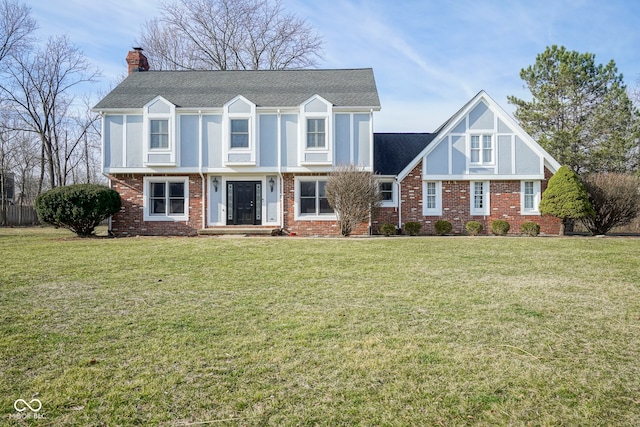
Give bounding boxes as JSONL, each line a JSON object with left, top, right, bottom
{"left": 539, "top": 165, "right": 594, "bottom": 235}
{"left": 508, "top": 45, "right": 640, "bottom": 174}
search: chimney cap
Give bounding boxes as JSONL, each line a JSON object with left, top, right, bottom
{"left": 132, "top": 47, "right": 143, "bottom": 51}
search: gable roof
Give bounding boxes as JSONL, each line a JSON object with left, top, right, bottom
{"left": 396, "top": 90, "right": 561, "bottom": 180}
{"left": 374, "top": 133, "right": 436, "bottom": 176}
{"left": 94, "top": 69, "right": 380, "bottom": 110}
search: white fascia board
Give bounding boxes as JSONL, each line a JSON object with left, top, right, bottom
{"left": 421, "top": 174, "right": 546, "bottom": 181}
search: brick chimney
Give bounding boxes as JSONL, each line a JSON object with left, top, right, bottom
{"left": 126, "top": 47, "right": 149, "bottom": 74}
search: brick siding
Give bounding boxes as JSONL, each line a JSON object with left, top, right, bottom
{"left": 392, "top": 161, "right": 561, "bottom": 235}
{"left": 282, "top": 173, "right": 369, "bottom": 236}
{"left": 109, "top": 174, "right": 204, "bottom": 236}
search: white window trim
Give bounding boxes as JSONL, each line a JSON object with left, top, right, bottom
{"left": 143, "top": 97, "right": 176, "bottom": 166}
{"left": 143, "top": 176, "right": 189, "bottom": 222}
{"left": 299, "top": 95, "right": 333, "bottom": 165}
{"left": 378, "top": 179, "right": 397, "bottom": 208}
{"left": 294, "top": 177, "right": 336, "bottom": 221}
{"left": 223, "top": 96, "right": 256, "bottom": 165}
{"left": 469, "top": 134, "right": 495, "bottom": 166}
{"left": 470, "top": 181, "right": 490, "bottom": 216}
{"left": 422, "top": 181, "right": 442, "bottom": 216}
{"left": 521, "top": 180, "right": 541, "bottom": 215}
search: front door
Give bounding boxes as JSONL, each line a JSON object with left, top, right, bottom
{"left": 227, "top": 181, "right": 261, "bottom": 225}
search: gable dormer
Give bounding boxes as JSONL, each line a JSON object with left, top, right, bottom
{"left": 398, "top": 91, "right": 559, "bottom": 181}
{"left": 143, "top": 96, "right": 177, "bottom": 166}
{"left": 299, "top": 95, "right": 333, "bottom": 165}
{"left": 223, "top": 95, "right": 257, "bottom": 166}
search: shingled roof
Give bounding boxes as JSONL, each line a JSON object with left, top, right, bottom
{"left": 94, "top": 69, "right": 380, "bottom": 110}
{"left": 374, "top": 133, "right": 436, "bottom": 176}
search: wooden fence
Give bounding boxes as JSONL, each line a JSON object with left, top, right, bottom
{"left": 1, "top": 205, "right": 39, "bottom": 226}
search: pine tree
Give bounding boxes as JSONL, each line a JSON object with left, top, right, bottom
{"left": 508, "top": 45, "right": 640, "bottom": 174}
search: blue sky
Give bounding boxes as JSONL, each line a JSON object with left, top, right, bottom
{"left": 29, "top": 0, "right": 640, "bottom": 132}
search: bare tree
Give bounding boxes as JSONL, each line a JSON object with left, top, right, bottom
{"left": 325, "top": 164, "right": 381, "bottom": 237}
{"left": 0, "top": 35, "right": 100, "bottom": 191}
{"left": 581, "top": 173, "right": 640, "bottom": 235}
{"left": 138, "top": 0, "right": 323, "bottom": 70}
{"left": 0, "top": 0, "right": 36, "bottom": 63}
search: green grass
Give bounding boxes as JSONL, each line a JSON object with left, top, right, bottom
{"left": 1, "top": 228, "right": 639, "bottom": 426}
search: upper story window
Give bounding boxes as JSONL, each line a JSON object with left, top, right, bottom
{"left": 306, "top": 118, "right": 326, "bottom": 149}
{"left": 150, "top": 119, "right": 169, "bottom": 149}
{"left": 143, "top": 97, "right": 176, "bottom": 166}
{"left": 300, "top": 95, "right": 332, "bottom": 165}
{"left": 230, "top": 119, "right": 249, "bottom": 149}
{"left": 470, "top": 135, "right": 493, "bottom": 165}
{"left": 223, "top": 96, "right": 256, "bottom": 165}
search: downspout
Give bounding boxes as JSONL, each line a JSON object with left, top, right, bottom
{"left": 369, "top": 108, "right": 374, "bottom": 235}
{"left": 198, "top": 110, "right": 205, "bottom": 230}
{"left": 397, "top": 178, "right": 402, "bottom": 232}
{"left": 277, "top": 109, "right": 284, "bottom": 231}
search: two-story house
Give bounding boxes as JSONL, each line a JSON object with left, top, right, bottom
{"left": 94, "top": 49, "right": 380, "bottom": 236}
{"left": 373, "top": 90, "right": 562, "bottom": 235}
{"left": 95, "top": 49, "right": 561, "bottom": 236}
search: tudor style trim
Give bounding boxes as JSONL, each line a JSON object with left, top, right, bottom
{"left": 398, "top": 91, "right": 561, "bottom": 181}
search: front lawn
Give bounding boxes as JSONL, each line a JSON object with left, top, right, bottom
{"left": 1, "top": 228, "right": 639, "bottom": 425}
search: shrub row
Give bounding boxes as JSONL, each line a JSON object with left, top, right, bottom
{"left": 379, "top": 220, "right": 541, "bottom": 237}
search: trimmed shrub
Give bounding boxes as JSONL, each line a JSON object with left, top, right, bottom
{"left": 404, "top": 221, "right": 422, "bottom": 236}
{"left": 434, "top": 220, "right": 452, "bottom": 236}
{"left": 35, "top": 184, "right": 121, "bottom": 237}
{"left": 379, "top": 223, "right": 397, "bottom": 237}
{"left": 465, "top": 221, "right": 483, "bottom": 236}
{"left": 490, "top": 219, "right": 511, "bottom": 236}
{"left": 521, "top": 221, "right": 540, "bottom": 237}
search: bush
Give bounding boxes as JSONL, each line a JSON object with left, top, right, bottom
{"left": 465, "top": 221, "right": 483, "bottom": 236}
{"left": 325, "top": 164, "right": 380, "bottom": 236}
{"left": 580, "top": 173, "right": 640, "bottom": 235}
{"left": 404, "top": 221, "right": 422, "bottom": 236}
{"left": 539, "top": 165, "right": 593, "bottom": 234}
{"left": 521, "top": 221, "right": 540, "bottom": 237}
{"left": 35, "top": 184, "right": 121, "bottom": 237}
{"left": 434, "top": 220, "right": 452, "bottom": 235}
{"left": 379, "top": 223, "right": 397, "bottom": 237}
{"left": 490, "top": 219, "right": 510, "bottom": 236}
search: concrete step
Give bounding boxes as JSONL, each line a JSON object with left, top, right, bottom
{"left": 198, "top": 227, "right": 279, "bottom": 236}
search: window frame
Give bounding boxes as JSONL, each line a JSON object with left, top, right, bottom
{"left": 143, "top": 177, "right": 189, "bottom": 222}
{"left": 521, "top": 180, "right": 541, "bottom": 215}
{"left": 295, "top": 178, "right": 336, "bottom": 221}
{"left": 422, "top": 181, "right": 442, "bottom": 216}
{"left": 470, "top": 134, "right": 494, "bottom": 166}
{"left": 229, "top": 118, "right": 250, "bottom": 149}
{"left": 306, "top": 118, "right": 326, "bottom": 149}
{"left": 149, "top": 119, "right": 169, "bottom": 150}
{"left": 378, "top": 180, "right": 397, "bottom": 207}
{"left": 142, "top": 96, "right": 176, "bottom": 166}
{"left": 470, "top": 181, "right": 490, "bottom": 216}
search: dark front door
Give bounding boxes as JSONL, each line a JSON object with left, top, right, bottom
{"left": 227, "top": 181, "right": 261, "bottom": 225}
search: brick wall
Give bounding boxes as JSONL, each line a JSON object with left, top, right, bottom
{"left": 282, "top": 173, "right": 369, "bottom": 236}
{"left": 386, "top": 161, "right": 561, "bottom": 235}
{"left": 109, "top": 174, "right": 204, "bottom": 236}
